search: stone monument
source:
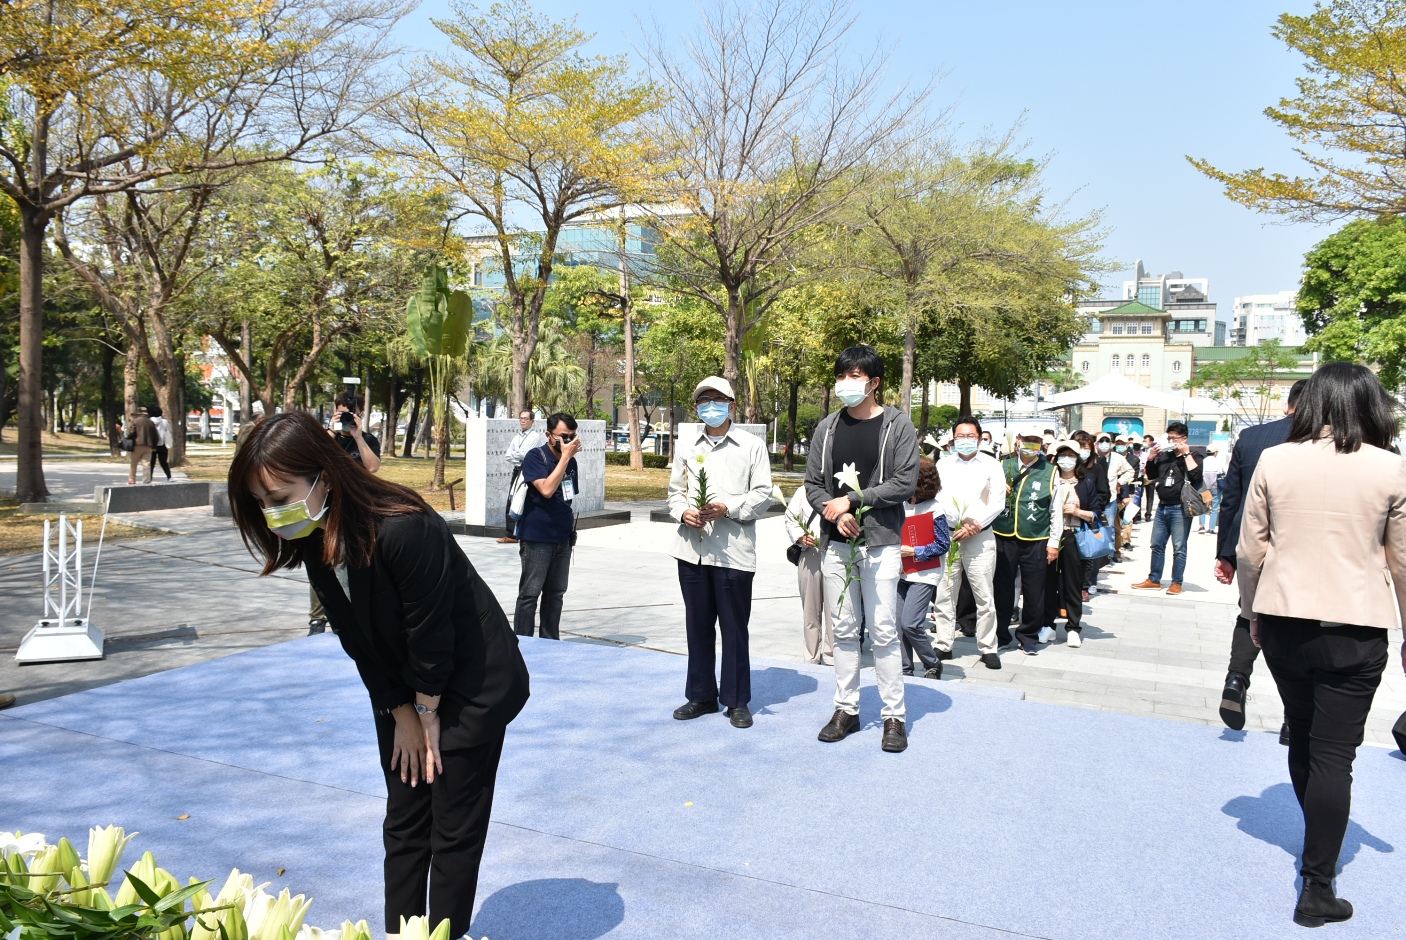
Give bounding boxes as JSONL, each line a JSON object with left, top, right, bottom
{"left": 463, "top": 417, "right": 609, "bottom": 535}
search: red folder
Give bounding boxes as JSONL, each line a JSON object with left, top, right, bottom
{"left": 901, "top": 512, "right": 944, "bottom": 575}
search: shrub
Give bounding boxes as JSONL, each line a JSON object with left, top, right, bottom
{"left": 605, "top": 452, "right": 670, "bottom": 469}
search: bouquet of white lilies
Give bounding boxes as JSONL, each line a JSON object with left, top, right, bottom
{"left": 0, "top": 828, "right": 460, "bottom": 940}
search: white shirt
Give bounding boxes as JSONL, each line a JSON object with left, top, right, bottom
{"left": 782, "top": 484, "right": 820, "bottom": 544}
{"left": 152, "top": 416, "right": 174, "bottom": 449}
{"left": 901, "top": 498, "right": 947, "bottom": 586}
{"left": 505, "top": 427, "right": 546, "bottom": 468}
{"left": 667, "top": 425, "right": 773, "bottom": 572}
{"left": 935, "top": 451, "right": 1007, "bottom": 529}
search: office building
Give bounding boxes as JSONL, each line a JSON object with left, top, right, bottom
{"left": 1231, "top": 290, "right": 1306, "bottom": 347}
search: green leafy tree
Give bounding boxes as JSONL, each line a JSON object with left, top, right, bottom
{"left": 1185, "top": 340, "right": 1302, "bottom": 425}
{"left": 1297, "top": 216, "right": 1406, "bottom": 389}
{"left": 407, "top": 267, "right": 474, "bottom": 488}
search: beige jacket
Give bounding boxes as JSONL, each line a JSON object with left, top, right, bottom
{"left": 1237, "top": 437, "right": 1406, "bottom": 628}
{"left": 667, "top": 425, "right": 774, "bottom": 571}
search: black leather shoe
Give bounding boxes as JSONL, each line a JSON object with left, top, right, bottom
{"left": 935, "top": 648, "right": 954, "bottom": 661}
{"left": 817, "top": 709, "right": 860, "bottom": 742}
{"left": 959, "top": 624, "right": 976, "bottom": 638}
{"left": 1219, "top": 672, "right": 1248, "bottom": 731}
{"left": 1294, "top": 879, "right": 1353, "bottom": 928}
{"left": 307, "top": 619, "right": 327, "bottom": 636}
{"left": 726, "top": 706, "right": 753, "bottom": 728}
{"left": 673, "top": 700, "right": 719, "bottom": 720}
{"left": 881, "top": 718, "right": 907, "bottom": 752}
{"left": 923, "top": 664, "right": 942, "bottom": 680}
{"left": 981, "top": 653, "right": 1002, "bottom": 670}
{"left": 1280, "top": 722, "right": 1292, "bottom": 747}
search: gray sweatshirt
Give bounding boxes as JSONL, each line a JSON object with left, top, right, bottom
{"left": 803, "top": 405, "right": 920, "bottom": 547}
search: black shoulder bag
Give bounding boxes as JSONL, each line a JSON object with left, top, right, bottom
{"left": 786, "top": 507, "right": 820, "bottom": 566}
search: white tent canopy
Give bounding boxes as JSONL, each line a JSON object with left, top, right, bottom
{"left": 1037, "top": 373, "right": 1235, "bottom": 416}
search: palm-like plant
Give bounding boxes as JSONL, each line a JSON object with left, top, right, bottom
{"left": 406, "top": 266, "right": 473, "bottom": 488}
{"left": 474, "top": 317, "right": 584, "bottom": 415}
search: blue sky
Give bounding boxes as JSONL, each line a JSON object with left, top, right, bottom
{"left": 392, "top": 0, "right": 1331, "bottom": 323}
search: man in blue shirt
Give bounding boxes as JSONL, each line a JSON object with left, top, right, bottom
{"left": 513, "top": 412, "right": 581, "bottom": 640}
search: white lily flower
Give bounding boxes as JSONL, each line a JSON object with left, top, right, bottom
{"left": 399, "top": 917, "right": 430, "bottom": 940}
{"left": 0, "top": 831, "right": 47, "bottom": 861}
{"left": 691, "top": 451, "right": 707, "bottom": 466}
{"left": 296, "top": 926, "right": 339, "bottom": 940}
{"left": 246, "top": 888, "right": 313, "bottom": 940}
{"left": 338, "top": 920, "right": 373, "bottom": 940}
{"left": 86, "top": 825, "right": 138, "bottom": 885}
{"left": 924, "top": 433, "right": 941, "bottom": 450}
{"left": 833, "top": 462, "right": 862, "bottom": 495}
{"left": 28, "top": 844, "right": 63, "bottom": 894}
{"left": 770, "top": 484, "right": 786, "bottom": 505}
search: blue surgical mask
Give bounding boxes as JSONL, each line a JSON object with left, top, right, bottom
{"left": 954, "top": 439, "right": 979, "bottom": 456}
{"left": 1078, "top": 448, "right": 1091, "bottom": 461}
{"left": 834, "top": 378, "right": 870, "bottom": 407}
{"left": 697, "top": 401, "right": 731, "bottom": 428}
{"left": 1116, "top": 444, "right": 1128, "bottom": 454}
{"left": 261, "top": 472, "right": 327, "bottom": 540}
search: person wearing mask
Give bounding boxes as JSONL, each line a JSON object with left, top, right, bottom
{"left": 1214, "top": 379, "right": 1307, "bottom": 731}
{"left": 897, "top": 458, "right": 950, "bottom": 678}
{"left": 499, "top": 410, "right": 544, "bottom": 544}
{"left": 513, "top": 413, "right": 581, "bottom": 641}
{"left": 933, "top": 416, "right": 1007, "bottom": 670}
{"left": 992, "top": 434, "right": 1060, "bottom": 655}
{"left": 979, "top": 430, "right": 998, "bottom": 458}
{"left": 668, "top": 378, "right": 773, "bottom": 728}
{"left": 806, "top": 345, "right": 920, "bottom": 753}
{"left": 1139, "top": 433, "right": 1158, "bottom": 522}
{"left": 227, "top": 412, "right": 529, "bottom": 940}
{"left": 1072, "top": 430, "right": 1113, "bottom": 599}
{"left": 1096, "top": 432, "right": 1133, "bottom": 560}
{"left": 1236, "top": 363, "right": 1406, "bottom": 928}
{"left": 1117, "top": 436, "right": 1141, "bottom": 554}
{"left": 1045, "top": 440, "right": 1105, "bottom": 646}
{"left": 1131, "top": 422, "right": 1202, "bottom": 596}
{"left": 1196, "top": 444, "right": 1224, "bottom": 534}
{"left": 783, "top": 484, "right": 832, "bottom": 666}
{"left": 308, "top": 393, "right": 382, "bottom": 636}
{"left": 126, "top": 408, "right": 160, "bottom": 485}
{"left": 147, "top": 406, "right": 174, "bottom": 482}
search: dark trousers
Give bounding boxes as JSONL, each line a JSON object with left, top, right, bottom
{"left": 514, "top": 539, "right": 571, "bottom": 639}
{"left": 995, "top": 535, "right": 1047, "bottom": 647}
{"left": 1259, "top": 614, "right": 1388, "bottom": 884}
{"left": 1044, "top": 533, "right": 1084, "bottom": 632}
{"left": 677, "top": 559, "right": 753, "bottom": 708}
{"left": 1141, "top": 483, "right": 1156, "bottom": 522}
{"left": 1227, "top": 615, "right": 1261, "bottom": 679}
{"left": 149, "top": 445, "right": 171, "bottom": 480}
{"left": 956, "top": 574, "right": 977, "bottom": 635}
{"left": 504, "top": 467, "right": 521, "bottom": 538}
{"left": 897, "top": 580, "right": 940, "bottom": 674}
{"left": 375, "top": 714, "right": 505, "bottom": 939}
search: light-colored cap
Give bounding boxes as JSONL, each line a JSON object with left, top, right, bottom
{"left": 1051, "top": 438, "right": 1081, "bottom": 457}
{"left": 692, "top": 376, "right": 735, "bottom": 401}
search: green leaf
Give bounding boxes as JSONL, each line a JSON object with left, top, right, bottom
{"left": 443, "top": 291, "right": 473, "bottom": 358}
{"left": 119, "top": 872, "right": 161, "bottom": 909}
{"left": 154, "top": 880, "right": 210, "bottom": 913}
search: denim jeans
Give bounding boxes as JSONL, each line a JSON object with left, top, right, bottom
{"left": 1198, "top": 486, "right": 1222, "bottom": 532}
{"left": 1148, "top": 503, "right": 1188, "bottom": 585}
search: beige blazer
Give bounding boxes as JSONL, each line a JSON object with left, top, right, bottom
{"left": 1237, "top": 437, "right": 1406, "bottom": 628}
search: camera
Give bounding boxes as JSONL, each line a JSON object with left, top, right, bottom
{"left": 338, "top": 411, "right": 355, "bottom": 429}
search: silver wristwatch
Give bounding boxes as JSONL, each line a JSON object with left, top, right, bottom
{"left": 414, "top": 703, "right": 437, "bottom": 716}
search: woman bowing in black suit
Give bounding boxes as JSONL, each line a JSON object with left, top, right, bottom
{"left": 228, "top": 412, "right": 530, "bottom": 940}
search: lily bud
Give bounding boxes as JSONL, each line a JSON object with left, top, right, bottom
{"left": 86, "top": 826, "right": 138, "bottom": 886}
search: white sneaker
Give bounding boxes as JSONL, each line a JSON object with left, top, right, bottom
{"left": 1066, "top": 630, "right": 1082, "bottom": 648}
{"left": 1037, "top": 626, "right": 1056, "bottom": 644}
{"left": 1087, "top": 584, "right": 1098, "bottom": 597}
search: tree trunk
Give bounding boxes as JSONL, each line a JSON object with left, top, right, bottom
{"left": 959, "top": 378, "right": 973, "bottom": 416}
{"left": 101, "top": 341, "right": 121, "bottom": 455}
{"left": 239, "top": 320, "right": 253, "bottom": 427}
{"left": 432, "top": 393, "right": 450, "bottom": 488}
{"left": 403, "top": 368, "right": 424, "bottom": 458}
{"left": 900, "top": 327, "right": 916, "bottom": 413}
{"left": 414, "top": 399, "right": 434, "bottom": 456}
{"left": 124, "top": 341, "right": 141, "bottom": 430}
{"left": 784, "top": 380, "right": 799, "bottom": 472}
{"left": 16, "top": 208, "right": 49, "bottom": 502}
{"left": 624, "top": 296, "right": 643, "bottom": 472}
{"left": 918, "top": 380, "right": 931, "bottom": 443}
{"left": 821, "top": 385, "right": 831, "bottom": 417}
{"left": 385, "top": 376, "right": 401, "bottom": 458}
{"left": 723, "top": 288, "right": 743, "bottom": 390}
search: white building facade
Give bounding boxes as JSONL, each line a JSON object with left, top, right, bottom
{"left": 1231, "top": 290, "right": 1306, "bottom": 347}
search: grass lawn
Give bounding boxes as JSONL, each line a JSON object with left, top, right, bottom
{"left": 0, "top": 430, "right": 113, "bottom": 457}
{"left": 0, "top": 501, "right": 154, "bottom": 556}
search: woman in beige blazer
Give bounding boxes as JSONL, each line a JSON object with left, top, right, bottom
{"left": 1237, "top": 362, "right": 1406, "bottom": 928}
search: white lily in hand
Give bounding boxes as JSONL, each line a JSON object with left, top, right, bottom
{"left": 0, "top": 831, "right": 48, "bottom": 862}
{"left": 770, "top": 484, "right": 786, "bottom": 505}
{"left": 834, "top": 462, "right": 862, "bottom": 495}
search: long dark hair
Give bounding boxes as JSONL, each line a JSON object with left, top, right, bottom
{"left": 1054, "top": 444, "right": 1087, "bottom": 481}
{"left": 228, "top": 412, "right": 430, "bottom": 574}
{"left": 1288, "top": 362, "right": 1400, "bottom": 453}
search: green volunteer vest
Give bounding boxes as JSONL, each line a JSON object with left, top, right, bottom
{"left": 993, "top": 455, "right": 1057, "bottom": 541}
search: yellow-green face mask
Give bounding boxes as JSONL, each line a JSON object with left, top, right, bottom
{"left": 261, "top": 472, "right": 327, "bottom": 540}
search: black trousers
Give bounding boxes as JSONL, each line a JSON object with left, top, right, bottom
{"left": 956, "top": 573, "right": 977, "bottom": 635}
{"left": 149, "top": 445, "right": 171, "bottom": 480}
{"left": 503, "top": 467, "right": 521, "bottom": 538}
{"left": 1141, "top": 483, "right": 1156, "bottom": 522}
{"left": 1227, "top": 615, "right": 1262, "bottom": 680}
{"left": 677, "top": 559, "right": 753, "bottom": 708}
{"left": 995, "top": 536, "right": 1046, "bottom": 647}
{"left": 376, "top": 715, "right": 506, "bottom": 939}
{"left": 1044, "top": 533, "right": 1084, "bottom": 632}
{"left": 514, "top": 539, "right": 571, "bottom": 639}
{"left": 1259, "top": 614, "right": 1388, "bottom": 884}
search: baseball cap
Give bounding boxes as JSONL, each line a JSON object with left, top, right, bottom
{"left": 692, "top": 377, "right": 735, "bottom": 401}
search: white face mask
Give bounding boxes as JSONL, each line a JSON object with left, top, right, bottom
{"left": 954, "top": 439, "right": 979, "bottom": 456}
{"left": 834, "top": 378, "right": 870, "bottom": 408}
{"left": 261, "top": 472, "right": 328, "bottom": 540}
{"left": 1097, "top": 441, "right": 1111, "bottom": 453}
{"left": 1057, "top": 455, "right": 1078, "bottom": 472}
{"left": 1078, "top": 448, "right": 1091, "bottom": 461}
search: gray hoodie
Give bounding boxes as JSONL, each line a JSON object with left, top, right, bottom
{"left": 803, "top": 405, "right": 920, "bottom": 547}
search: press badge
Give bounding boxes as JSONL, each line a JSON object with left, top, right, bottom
{"left": 563, "top": 478, "right": 576, "bottom": 502}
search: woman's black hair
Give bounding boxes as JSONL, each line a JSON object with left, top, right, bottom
{"left": 1288, "top": 362, "right": 1400, "bottom": 453}
{"left": 833, "top": 344, "right": 884, "bottom": 379}
{"left": 148, "top": 406, "right": 163, "bottom": 418}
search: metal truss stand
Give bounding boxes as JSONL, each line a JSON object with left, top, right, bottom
{"left": 16, "top": 514, "right": 105, "bottom": 664}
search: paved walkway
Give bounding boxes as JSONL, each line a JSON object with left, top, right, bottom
{"left": 3, "top": 492, "right": 1402, "bottom": 747}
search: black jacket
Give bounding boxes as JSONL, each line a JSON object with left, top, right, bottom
{"left": 1216, "top": 416, "right": 1293, "bottom": 565}
{"left": 1072, "top": 471, "right": 1108, "bottom": 523}
{"left": 306, "top": 511, "right": 530, "bottom": 749}
{"left": 1145, "top": 449, "right": 1206, "bottom": 505}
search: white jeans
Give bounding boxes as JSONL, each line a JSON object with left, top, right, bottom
{"left": 823, "top": 542, "right": 904, "bottom": 720}
{"left": 932, "top": 527, "right": 999, "bottom": 654}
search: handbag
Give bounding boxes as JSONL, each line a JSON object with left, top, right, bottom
{"left": 786, "top": 507, "right": 820, "bottom": 566}
{"left": 1180, "top": 480, "right": 1210, "bottom": 516}
{"left": 119, "top": 433, "right": 136, "bottom": 453}
{"left": 1073, "top": 518, "right": 1114, "bottom": 559}
{"left": 508, "top": 475, "right": 529, "bottom": 520}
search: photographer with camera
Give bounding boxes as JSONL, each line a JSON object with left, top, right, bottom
{"left": 309, "top": 392, "right": 382, "bottom": 635}
{"left": 227, "top": 412, "right": 528, "bottom": 940}
{"left": 513, "top": 412, "right": 581, "bottom": 640}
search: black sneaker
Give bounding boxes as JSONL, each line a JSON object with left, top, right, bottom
{"left": 935, "top": 648, "right": 954, "bottom": 661}
{"left": 1219, "top": 672, "right": 1248, "bottom": 731}
{"left": 923, "top": 664, "right": 943, "bottom": 680}
{"left": 881, "top": 718, "right": 907, "bottom": 753}
{"left": 673, "top": 700, "right": 719, "bottom": 720}
{"left": 307, "top": 619, "right": 327, "bottom": 636}
{"left": 817, "top": 709, "right": 860, "bottom": 742}
{"left": 726, "top": 706, "right": 753, "bottom": 728}
{"left": 981, "top": 653, "right": 1002, "bottom": 670}
{"left": 1019, "top": 641, "right": 1040, "bottom": 656}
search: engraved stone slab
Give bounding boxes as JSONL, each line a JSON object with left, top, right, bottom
{"left": 465, "top": 418, "right": 606, "bottom": 528}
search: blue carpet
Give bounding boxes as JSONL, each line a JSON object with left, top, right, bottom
{"left": 3, "top": 635, "right": 1403, "bottom": 939}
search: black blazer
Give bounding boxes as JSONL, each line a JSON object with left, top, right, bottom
{"left": 1069, "top": 471, "right": 1107, "bottom": 524}
{"left": 306, "top": 511, "right": 530, "bottom": 749}
{"left": 1215, "top": 416, "right": 1292, "bottom": 565}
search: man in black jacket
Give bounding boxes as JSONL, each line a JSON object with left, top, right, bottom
{"left": 1214, "top": 379, "right": 1306, "bottom": 731}
{"left": 1130, "top": 421, "right": 1203, "bottom": 595}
